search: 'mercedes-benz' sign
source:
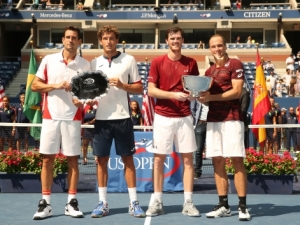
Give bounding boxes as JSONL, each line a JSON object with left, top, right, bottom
{"left": 40, "top": 13, "right": 73, "bottom": 18}
{"left": 244, "top": 12, "right": 271, "bottom": 18}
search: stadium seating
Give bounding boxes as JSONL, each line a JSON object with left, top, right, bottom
{"left": 45, "top": 42, "right": 54, "bottom": 49}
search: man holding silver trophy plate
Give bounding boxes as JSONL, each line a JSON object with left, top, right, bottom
{"left": 31, "top": 26, "right": 90, "bottom": 220}
{"left": 199, "top": 34, "right": 251, "bottom": 221}
{"left": 146, "top": 27, "right": 201, "bottom": 217}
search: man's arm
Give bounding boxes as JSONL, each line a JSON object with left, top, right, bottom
{"left": 122, "top": 82, "right": 143, "bottom": 94}
{"left": 31, "top": 76, "right": 68, "bottom": 93}
{"left": 200, "top": 79, "right": 244, "bottom": 103}
{"left": 148, "top": 82, "right": 188, "bottom": 101}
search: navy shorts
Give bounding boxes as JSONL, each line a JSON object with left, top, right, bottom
{"left": 15, "top": 127, "right": 30, "bottom": 139}
{"left": 93, "top": 118, "right": 136, "bottom": 157}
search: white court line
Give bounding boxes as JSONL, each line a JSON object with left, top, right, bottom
{"left": 144, "top": 216, "right": 152, "bottom": 225}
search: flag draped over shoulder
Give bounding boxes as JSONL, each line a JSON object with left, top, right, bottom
{"left": 141, "top": 62, "right": 155, "bottom": 131}
{"left": 23, "top": 49, "right": 42, "bottom": 140}
{"left": 252, "top": 49, "right": 271, "bottom": 145}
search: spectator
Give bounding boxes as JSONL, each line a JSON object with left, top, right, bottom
{"left": 77, "top": 0, "right": 83, "bottom": 10}
{"left": 283, "top": 68, "right": 292, "bottom": 95}
{"left": 268, "top": 70, "right": 277, "bottom": 96}
{"left": 236, "top": 0, "right": 242, "bottom": 9}
{"left": 197, "top": 40, "right": 204, "bottom": 49}
{"left": 82, "top": 104, "right": 96, "bottom": 165}
{"left": 266, "top": 77, "right": 272, "bottom": 96}
{"left": 235, "top": 36, "right": 241, "bottom": 43}
{"left": 0, "top": 96, "right": 15, "bottom": 152}
{"left": 240, "top": 85, "right": 251, "bottom": 149}
{"left": 273, "top": 102, "right": 282, "bottom": 154}
{"left": 130, "top": 100, "right": 143, "bottom": 127}
{"left": 281, "top": 108, "right": 287, "bottom": 149}
{"left": 296, "top": 67, "right": 300, "bottom": 95}
{"left": 173, "top": 0, "right": 179, "bottom": 4}
{"left": 264, "top": 99, "right": 277, "bottom": 155}
{"left": 275, "top": 79, "right": 283, "bottom": 97}
{"left": 246, "top": 36, "right": 252, "bottom": 44}
{"left": 264, "top": 60, "right": 275, "bottom": 73}
{"left": 191, "top": 99, "right": 208, "bottom": 179}
{"left": 286, "top": 54, "right": 295, "bottom": 75}
{"left": 40, "top": 0, "right": 47, "bottom": 9}
{"left": 14, "top": 93, "right": 30, "bottom": 152}
{"left": 290, "top": 76, "right": 296, "bottom": 97}
{"left": 286, "top": 107, "right": 297, "bottom": 152}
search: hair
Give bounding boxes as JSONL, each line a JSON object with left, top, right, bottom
{"left": 97, "top": 25, "right": 120, "bottom": 40}
{"left": 63, "top": 26, "right": 81, "bottom": 40}
{"left": 209, "top": 34, "right": 226, "bottom": 47}
{"left": 130, "top": 100, "right": 141, "bottom": 114}
{"left": 286, "top": 68, "right": 290, "bottom": 72}
{"left": 165, "top": 27, "right": 184, "bottom": 40}
{"left": 2, "top": 96, "right": 9, "bottom": 102}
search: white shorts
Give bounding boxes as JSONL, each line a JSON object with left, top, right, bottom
{"left": 39, "top": 119, "right": 81, "bottom": 156}
{"left": 206, "top": 121, "right": 245, "bottom": 158}
{"left": 150, "top": 113, "right": 197, "bottom": 154}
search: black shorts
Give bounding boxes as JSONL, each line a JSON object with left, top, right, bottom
{"left": 93, "top": 118, "right": 135, "bottom": 157}
{"left": 82, "top": 128, "right": 94, "bottom": 139}
{"left": 15, "top": 127, "right": 30, "bottom": 139}
{"left": 0, "top": 127, "right": 13, "bottom": 138}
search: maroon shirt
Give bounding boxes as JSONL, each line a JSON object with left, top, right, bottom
{"left": 148, "top": 54, "right": 199, "bottom": 117}
{"left": 205, "top": 58, "right": 244, "bottom": 122}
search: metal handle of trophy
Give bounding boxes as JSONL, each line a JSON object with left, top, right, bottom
{"left": 191, "top": 90, "right": 200, "bottom": 98}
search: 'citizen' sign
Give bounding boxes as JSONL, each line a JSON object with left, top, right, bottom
{"left": 244, "top": 12, "right": 271, "bottom": 18}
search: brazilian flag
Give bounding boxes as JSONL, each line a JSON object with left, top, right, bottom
{"left": 23, "top": 48, "right": 42, "bottom": 140}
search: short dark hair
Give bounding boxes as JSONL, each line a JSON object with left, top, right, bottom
{"left": 209, "top": 34, "right": 226, "bottom": 47}
{"left": 165, "top": 27, "right": 184, "bottom": 40}
{"left": 63, "top": 26, "right": 81, "bottom": 40}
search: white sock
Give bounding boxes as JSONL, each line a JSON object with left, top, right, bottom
{"left": 98, "top": 187, "right": 107, "bottom": 204}
{"left": 128, "top": 187, "right": 138, "bottom": 203}
{"left": 184, "top": 192, "right": 193, "bottom": 202}
{"left": 154, "top": 192, "right": 163, "bottom": 203}
{"left": 68, "top": 194, "right": 76, "bottom": 203}
{"left": 42, "top": 195, "right": 51, "bottom": 205}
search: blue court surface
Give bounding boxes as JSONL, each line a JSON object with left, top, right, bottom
{"left": 1, "top": 174, "right": 300, "bottom": 225}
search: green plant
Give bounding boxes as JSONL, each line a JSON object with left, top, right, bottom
{"left": 0, "top": 150, "right": 68, "bottom": 177}
{"left": 226, "top": 148, "right": 297, "bottom": 176}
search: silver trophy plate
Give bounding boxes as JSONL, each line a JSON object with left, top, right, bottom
{"left": 70, "top": 70, "right": 110, "bottom": 102}
{"left": 182, "top": 75, "right": 213, "bottom": 97}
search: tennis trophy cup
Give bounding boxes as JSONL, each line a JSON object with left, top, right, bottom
{"left": 181, "top": 75, "right": 213, "bottom": 97}
{"left": 70, "top": 70, "right": 110, "bottom": 103}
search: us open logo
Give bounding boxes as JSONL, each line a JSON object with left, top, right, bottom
{"left": 83, "top": 78, "right": 95, "bottom": 85}
{"left": 107, "top": 139, "right": 181, "bottom": 182}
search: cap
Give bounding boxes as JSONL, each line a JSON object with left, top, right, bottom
{"left": 281, "top": 108, "right": 287, "bottom": 111}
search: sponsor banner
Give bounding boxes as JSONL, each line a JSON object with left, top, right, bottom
{"left": 1, "top": 10, "right": 300, "bottom": 20}
{"left": 105, "top": 131, "right": 183, "bottom": 193}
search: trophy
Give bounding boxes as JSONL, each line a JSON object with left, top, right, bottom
{"left": 70, "top": 70, "right": 110, "bottom": 103}
{"left": 182, "top": 75, "right": 213, "bottom": 97}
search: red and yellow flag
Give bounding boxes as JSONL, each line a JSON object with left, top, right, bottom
{"left": 252, "top": 49, "right": 271, "bottom": 145}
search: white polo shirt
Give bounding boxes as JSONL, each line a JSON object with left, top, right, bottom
{"left": 91, "top": 52, "right": 141, "bottom": 120}
{"left": 36, "top": 50, "right": 90, "bottom": 120}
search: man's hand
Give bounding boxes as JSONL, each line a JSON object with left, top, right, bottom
{"left": 172, "top": 92, "right": 189, "bottom": 101}
{"left": 55, "top": 81, "right": 70, "bottom": 92}
{"left": 198, "top": 91, "right": 211, "bottom": 103}
{"left": 72, "top": 98, "right": 84, "bottom": 108}
{"left": 109, "top": 78, "right": 123, "bottom": 89}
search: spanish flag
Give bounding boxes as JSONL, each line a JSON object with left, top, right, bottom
{"left": 252, "top": 49, "right": 271, "bottom": 146}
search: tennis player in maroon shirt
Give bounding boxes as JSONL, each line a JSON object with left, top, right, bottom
{"left": 146, "top": 27, "right": 200, "bottom": 217}
{"left": 199, "top": 34, "right": 251, "bottom": 221}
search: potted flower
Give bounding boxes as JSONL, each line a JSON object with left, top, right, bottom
{"left": 0, "top": 150, "right": 68, "bottom": 193}
{"left": 225, "top": 148, "right": 297, "bottom": 194}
